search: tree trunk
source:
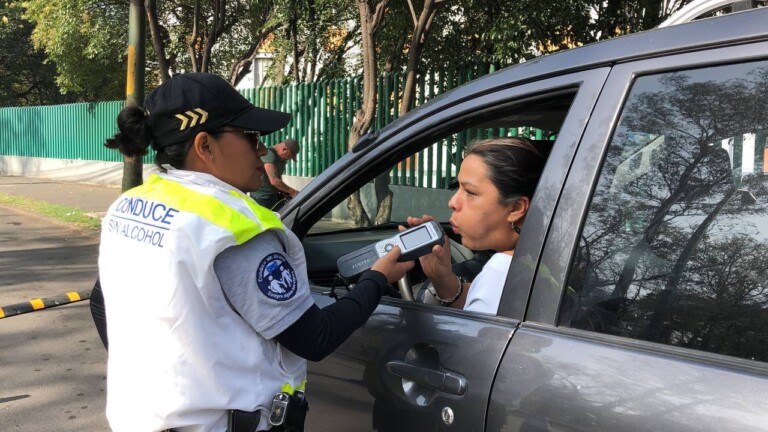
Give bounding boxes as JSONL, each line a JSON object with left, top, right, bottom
{"left": 227, "top": 0, "right": 277, "bottom": 86}
{"left": 372, "top": 173, "right": 393, "bottom": 225}
{"left": 367, "top": 0, "right": 441, "bottom": 225}
{"left": 122, "top": 156, "right": 143, "bottom": 191}
{"left": 201, "top": 0, "right": 226, "bottom": 73}
{"left": 644, "top": 185, "right": 737, "bottom": 342}
{"left": 290, "top": 5, "right": 301, "bottom": 83}
{"left": 400, "top": 0, "right": 441, "bottom": 114}
{"left": 307, "top": 0, "right": 318, "bottom": 82}
{"left": 123, "top": 0, "right": 145, "bottom": 191}
{"left": 144, "top": 0, "right": 171, "bottom": 82}
{"left": 611, "top": 150, "right": 709, "bottom": 299}
{"left": 346, "top": 0, "right": 389, "bottom": 227}
{"left": 347, "top": 111, "right": 372, "bottom": 227}
{"left": 187, "top": 0, "right": 201, "bottom": 71}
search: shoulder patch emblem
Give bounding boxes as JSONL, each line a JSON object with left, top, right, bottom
{"left": 257, "top": 253, "right": 298, "bottom": 301}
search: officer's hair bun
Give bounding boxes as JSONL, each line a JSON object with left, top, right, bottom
{"left": 104, "top": 105, "right": 152, "bottom": 157}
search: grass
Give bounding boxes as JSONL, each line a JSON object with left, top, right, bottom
{"left": 0, "top": 193, "right": 102, "bottom": 232}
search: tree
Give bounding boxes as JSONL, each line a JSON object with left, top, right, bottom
{"left": 23, "top": 0, "right": 127, "bottom": 100}
{"left": 145, "top": 0, "right": 282, "bottom": 85}
{"left": 256, "top": 0, "right": 359, "bottom": 85}
{"left": 23, "top": 0, "right": 288, "bottom": 95}
{"left": 406, "top": 0, "right": 695, "bottom": 73}
{"left": 0, "top": 1, "right": 75, "bottom": 105}
{"left": 345, "top": 0, "right": 388, "bottom": 227}
{"left": 371, "top": 0, "right": 443, "bottom": 225}
{"left": 345, "top": 0, "right": 446, "bottom": 226}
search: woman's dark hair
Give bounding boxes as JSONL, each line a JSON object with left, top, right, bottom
{"left": 104, "top": 105, "right": 193, "bottom": 171}
{"left": 104, "top": 106, "right": 152, "bottom": 158}
{"left": 464, "top": 137, "right": 547, "bottom": 205}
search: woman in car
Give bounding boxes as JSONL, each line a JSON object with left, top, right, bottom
{"left": 406, "top": 136, "right": 546, "bottom": 314}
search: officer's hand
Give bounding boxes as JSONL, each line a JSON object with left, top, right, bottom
{"left": 371, "top": 246, "right": 415, "bottom": 284}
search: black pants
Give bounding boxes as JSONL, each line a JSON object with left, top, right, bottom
{"left": 90, "top": 278, "right": 109, "bottom": 350}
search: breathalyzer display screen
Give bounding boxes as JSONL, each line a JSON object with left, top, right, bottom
{"left": 401, "top": 226, "right": 431, "bottom": 249}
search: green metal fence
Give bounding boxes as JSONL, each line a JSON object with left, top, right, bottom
{"left": 0, "top": 63, "right": 511, "bottom": 184}
{"left": 0, "top": 101, "right": 125, "bottom": 162}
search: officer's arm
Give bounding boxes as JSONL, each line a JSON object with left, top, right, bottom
{"left": 275, "top": 270, "right": 388, "bottom": 362}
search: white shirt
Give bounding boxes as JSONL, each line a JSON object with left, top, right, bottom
{"left": 463, "top": 253, "right": 513, "bottom": 314}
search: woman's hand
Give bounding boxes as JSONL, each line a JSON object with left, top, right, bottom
{"left": 401, "top": 215, "right": 453, "bottom": 287}
{"left": 371, "top": 246, "right": 415, "bottom": 284}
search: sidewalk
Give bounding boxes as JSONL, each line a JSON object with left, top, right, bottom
{"left": 0, "top": 174, "right": 350, "bottom": 231}
{"left": 0, "top": 175, "right": 120, "bottom": 218}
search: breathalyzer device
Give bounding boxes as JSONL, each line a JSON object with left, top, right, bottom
{"left": 336, "top": 220, "right": 445, "bottom": 279}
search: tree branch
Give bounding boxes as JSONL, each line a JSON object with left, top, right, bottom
{"left": 144, "top": 0, "right": 171, "bottom": 82}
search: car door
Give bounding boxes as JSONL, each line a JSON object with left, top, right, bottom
{"left": 488, "top": 40, "right": 768, "bottom": 431}
{"left": 279, "top": 67, "right": 609, "bottom": 431}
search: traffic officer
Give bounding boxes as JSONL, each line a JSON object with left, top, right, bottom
{"left": 98, "top": 73, "right": 413, "bottom": 432}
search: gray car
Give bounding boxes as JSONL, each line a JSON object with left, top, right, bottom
{"left": 278, "top": 8, "right": 768, "bottom": 431}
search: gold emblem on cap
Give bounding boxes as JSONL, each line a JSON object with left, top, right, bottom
{"left": 175, "top": 108, "right": 209, "bottom": 131}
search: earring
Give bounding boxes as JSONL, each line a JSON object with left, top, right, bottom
{"left": 511, "top": 222, "right": 521, "bottom": 234}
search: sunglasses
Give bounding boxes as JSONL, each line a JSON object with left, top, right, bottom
{"left": 214, "top": 129, "right": 262, "bottom": 148}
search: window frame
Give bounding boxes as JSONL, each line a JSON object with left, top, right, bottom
{"left": 527, "top": 40, "right": 768, "bottom": 335}
{"left": 287, "top": 70, "right": 609, "bottom": 320}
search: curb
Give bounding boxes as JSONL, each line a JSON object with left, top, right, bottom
{"left": 0, "top": 291, "right": 91, "bottom": 319}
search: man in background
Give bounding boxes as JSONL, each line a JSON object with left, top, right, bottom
{"left": 252, "top": 138, "right": 300, "bottom": 209}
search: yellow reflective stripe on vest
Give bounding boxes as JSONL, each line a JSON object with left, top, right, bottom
{"left": 228, "top": 189, "right": 282, "bottom": 225}
{"left": 125, "top": 175, "right": 283, "bottom": 245}
{"left": 281, "top": 379, "right": 307, "bottom": 395}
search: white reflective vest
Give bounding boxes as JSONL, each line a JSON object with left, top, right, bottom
{"left": 99, "top": 171, "right": 306, "bottom": 432}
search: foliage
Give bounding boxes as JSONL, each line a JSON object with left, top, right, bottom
{"left": 265, "top": 0, "right": 359, "bottom": 83}
{"left": 398, "top": 0, "right": 694, "bottom": 71}
{"left": 23, "top": 0, "right": 127, "bottom": 100}
{"left": 21, "top": 0, "right": 286, "bottom": 97}
{"left": 0, "top": 0, "right": 76, "bottom": 105}
{"left": 8, "top": 0, "right": 700, "bottom": 102}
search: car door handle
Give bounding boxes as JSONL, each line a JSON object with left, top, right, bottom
{"left": 386, "top": 361, "right": 467, "bottom": 396}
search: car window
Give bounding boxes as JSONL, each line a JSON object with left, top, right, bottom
{"left": 560, "top": 60, "right": 768, "bottom": 362}
{"left": 306, "top": 92, "right": 576, "bottom": 234}
{"left": 302, "top": 91, "right": 577, "bottom": 309}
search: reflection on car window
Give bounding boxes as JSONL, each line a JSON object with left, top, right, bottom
{"left": 561, "top": 60, "right": 768, "bottom": 362}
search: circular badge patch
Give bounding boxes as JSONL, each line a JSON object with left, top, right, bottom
{"left": 257, "top": 253, "right": 298, "bottom": 301}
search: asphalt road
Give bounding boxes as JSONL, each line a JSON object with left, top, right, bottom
{"left": 0, "top": 204, "right": 109, "bottom": 431}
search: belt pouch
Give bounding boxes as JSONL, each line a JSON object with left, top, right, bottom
{"left": 228, "top": 409, "right": 261, "bottom": 432}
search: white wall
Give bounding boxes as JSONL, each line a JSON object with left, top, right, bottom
{"left": 0, "top": 155, "right": 454, "bottom": 221}
{"left": 0, "top": 156, "right": 154, "bottom": 186}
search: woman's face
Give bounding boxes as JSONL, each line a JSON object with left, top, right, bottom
{"left": 208, "top": 128, "right": 268, "bottom": 192}
{"left": 448, "top": 154, "right": 519, "bottom": 252}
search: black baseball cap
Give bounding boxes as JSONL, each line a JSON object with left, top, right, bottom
{"left": 144, "top": 73, "right": 291, "bottom": 150}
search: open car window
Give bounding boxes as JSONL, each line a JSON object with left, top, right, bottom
{"left": 302, "top": 90, "right": 577, "bottom": 311}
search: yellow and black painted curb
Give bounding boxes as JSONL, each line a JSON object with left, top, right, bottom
{"left": 0, "top": 291, "right": 91, "bottom": 319}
